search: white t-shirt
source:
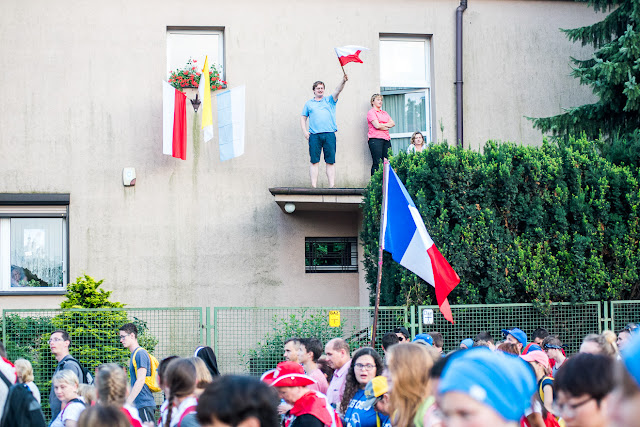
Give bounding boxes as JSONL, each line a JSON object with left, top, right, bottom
{"left": 26, "top": 381, "right": 41, "bottom": 403}
{"left": 50, "top": 397, "right": 86, "bottom": 427}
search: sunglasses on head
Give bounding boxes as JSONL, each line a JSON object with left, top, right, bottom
{"left": 624, "top": 323, "right": 639, "bottom": 333}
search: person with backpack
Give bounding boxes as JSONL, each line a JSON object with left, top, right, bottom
{"left": 49, "top": 330, "right": 86, "bottom": 420}
{"left": 119, "top": 323, "right": 158, "bottom": 424}
{"left": 50, "top": 370, "right": 86, "bottom": 427}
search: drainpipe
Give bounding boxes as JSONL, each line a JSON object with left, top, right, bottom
{"left": 455, "top": 0, "right": 467, "bottom": 147}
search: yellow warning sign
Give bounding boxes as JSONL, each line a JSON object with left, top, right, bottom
{"left": 329, "top": 311, "right": 341, "bottom": 327}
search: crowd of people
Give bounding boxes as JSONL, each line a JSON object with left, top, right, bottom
{"left": 1, "top": 323, "right": 640, "bottom": 426}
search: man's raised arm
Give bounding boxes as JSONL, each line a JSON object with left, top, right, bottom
{"left": 332, "top": 74, "right": 348, "bottom": 101}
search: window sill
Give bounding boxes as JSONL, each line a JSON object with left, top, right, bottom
{"left": 0, "top": 289, "right": 67, "bottom": 296}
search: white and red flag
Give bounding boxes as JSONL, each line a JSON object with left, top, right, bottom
{"left": 162, "top": 81, "right": 187, "bottom": 160}
{"left": 381, "top": 161, "right": 460, "bottom": 323}
{"left": 334, "top": 45, "right": 368, "bottom": 66}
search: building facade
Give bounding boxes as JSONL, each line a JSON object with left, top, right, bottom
{"left": 0, "top": 0, "right": 601, "bottom": 309}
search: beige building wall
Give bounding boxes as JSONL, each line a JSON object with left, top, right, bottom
{"left": 0, "top": 0, "right": 601, "bottom": 310}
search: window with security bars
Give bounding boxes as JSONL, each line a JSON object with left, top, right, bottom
{"left": 305, "top": 237, "right": 358, "bottom": 273}
{"left": 0, "top": 194, "right": 69, "bottom": 291}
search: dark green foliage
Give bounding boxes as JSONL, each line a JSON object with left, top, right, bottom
{"left": 531, "top": 0, "right": 640, "bottom": 142}
{"left": 244, "top": 311, "right": 353, "bottom": 376}
{"left": 361, "top": 138, "right": 640, "bottom": 306}
{"left": 5, "top": 275, "right": 158, "bottom": 421}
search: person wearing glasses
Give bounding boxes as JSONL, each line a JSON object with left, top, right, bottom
{"left": 542, "top": 336, "right": 566, "bottom": 376}
{"left": 340, "top": 347, "right": 386, "bottom": 427}
{"left": 617, "top": 323, "right": 638, "bottom": 351}
{"left": 119, "top": 323, "right": 156, "bottom": 424}
{"left": 393, "top": 326, "right": 410, "bottom": 343}
{"left": 49, "top": 330, "right": 84, "bottom": 420}
{"left": 367, "top": 94, "right": 395, "bottom": 176}
{"left": 553, "top": 352, "right": 614, "bottom": 427}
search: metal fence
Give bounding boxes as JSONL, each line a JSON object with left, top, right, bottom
{"left": 210, "top": 306, "right": 408, "bottom": 375}
{"left": 3, "top": 301, "right": 640, "bottom": 420}
{"left": 2, "top": 307, "right": 202, "bottom": 421}
{"left": 415, "top": 302, "right": 601, "bottom": 355}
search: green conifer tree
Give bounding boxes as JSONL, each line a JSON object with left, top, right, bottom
{"left": 531, "top": 0, "right": 640, "bottom": 139}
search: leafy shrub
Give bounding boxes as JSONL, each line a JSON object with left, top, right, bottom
{"left": 361, "top": 137, "right": 640, "bottom": 306}
{"left": 244, "top": 311, "right": 355, "bottom": 376}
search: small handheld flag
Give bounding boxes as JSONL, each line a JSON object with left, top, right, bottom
{"left": 334, "top": 45, "right": 368, "bottom": 75}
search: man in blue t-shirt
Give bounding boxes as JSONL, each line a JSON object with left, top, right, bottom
{"left": 119, "top": 323, "right": 156, "bottom": 423}
{"left": 300, "top": 75, "right": 348, "bottom": 188}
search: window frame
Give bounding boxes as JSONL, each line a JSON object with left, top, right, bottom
{"left": 305, "top": 237, "right": 358, "bottom": 274}
{"left": 379, "top": 34, "right": 434, "bottom": 145}
{"left": 0, "top": 194, "right": 69, "bottom": 295}
{"left": 166, "top": 26, "right": 226, "bottom": 82}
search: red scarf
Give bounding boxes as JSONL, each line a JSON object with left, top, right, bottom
{"left": 288, "top": 391, "right": 339, "bottom": 427}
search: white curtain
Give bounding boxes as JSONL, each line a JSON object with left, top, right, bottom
{"left": 10, "top": 218, "right": 63, "bottom": 287}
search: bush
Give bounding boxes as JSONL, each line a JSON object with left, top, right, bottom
{"left": 244, "top": 310, "right": 354, "bottom": 376}
{"left": 6, "top": 274, "right": 159, "bottom": 421}
{"left": 361, "top": 137, "right": 640, "bottom": 306}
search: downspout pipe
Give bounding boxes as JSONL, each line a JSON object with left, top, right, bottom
{"left": 455, "top": 0, "right": 467, "bottom": 147}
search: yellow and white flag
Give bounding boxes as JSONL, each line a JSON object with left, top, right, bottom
{"left": 198, "top": 56, "right": 214, "bottom": 142}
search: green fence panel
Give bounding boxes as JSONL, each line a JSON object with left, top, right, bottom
{"left": 416, "top": 302, "right": 601, "bottom": 355}
{"left": 212, "top": 306, "right": 407, "bottom": 376}
{"left": 2, "top": 307, "right": 202, "bottom": 422}
{"left": 611, "top": 300, "right": 640, "bottom": 332}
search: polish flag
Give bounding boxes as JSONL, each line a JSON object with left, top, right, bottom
{"left": 381, "top": 161, "right": 460, "bottom": 323}
{"left": 162, "top": 81, "right": 187, "bottom": 160}
{"left": 334, "top": 45, "right": 368, "bottom": 66}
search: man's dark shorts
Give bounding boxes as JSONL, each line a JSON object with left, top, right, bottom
{"left": 138, "top": 406, "right": 156, "bottom": 422}
{"left": 309, "top": 132, "right": 336, "bottom": 164}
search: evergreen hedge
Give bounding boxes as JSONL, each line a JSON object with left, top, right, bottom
{"left": 361, "top": 137, "right": 640, "bottom": 307}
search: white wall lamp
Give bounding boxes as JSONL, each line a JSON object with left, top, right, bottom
{"left": 284, "top": 203, "right": 296, "bottom": 214}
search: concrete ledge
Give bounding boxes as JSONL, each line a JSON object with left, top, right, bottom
{"left": 269, "top": 187, "right": 365, "bottom": 212}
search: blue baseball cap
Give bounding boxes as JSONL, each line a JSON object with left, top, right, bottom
{"left": 413, "top": 333, "right": 434, "bottom": 346}
{"left": 438, "top": 347, "right": 536, "bottom": 422}
{"left": 622, "top": 334, "right": 640, "bottom": 388}
{"left": 460, "top": 338, "right": 474, "bottom": 349}
{"left": 502, "top": 328, "right": 527, "bottom": 346}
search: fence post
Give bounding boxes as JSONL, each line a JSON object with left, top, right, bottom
{"left": 602, "top": 301, "right": 609, "bottom": 333}
{"left": 410, "top": 305, "right": 416, "bottom": 340}
{"left": 205, "top": 307, "right": 211, "bottom": 346}
{"left": 212, "top": 307, "right": 218, "bottom": 354}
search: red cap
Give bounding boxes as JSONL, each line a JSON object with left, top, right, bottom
{"left": 260, "top": 361, "right": 316, "bottom": 387}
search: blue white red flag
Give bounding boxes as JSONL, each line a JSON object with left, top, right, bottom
{"left": 381, "top": 161, "right": 460, "bottom": 323}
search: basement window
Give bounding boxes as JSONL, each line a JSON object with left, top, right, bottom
{"left": 305, "top": 237, "right": 358, "bottom": 273}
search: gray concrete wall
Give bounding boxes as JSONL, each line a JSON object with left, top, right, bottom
{"left": 0, "top": 0, "right": 602, "bottom": 309}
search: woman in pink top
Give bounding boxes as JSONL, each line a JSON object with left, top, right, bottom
{"left": 367, "top": 94, "right": 395, "bottom": 176}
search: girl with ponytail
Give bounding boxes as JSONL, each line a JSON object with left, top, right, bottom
{"left": 96, "top": 363, "right": 145, "bottom": 427}
{"left": 160, "top": 358, "right": 198, "bottom": 427}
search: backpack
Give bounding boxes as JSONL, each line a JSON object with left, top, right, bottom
{"left": 61, "top": 356, "right": 94, "bottom": 385}
{"left": 0, "top": 370, "right": 46, "bottom": 427}
{"left": 132, "top": 348, "right": 161, "bottom": 392}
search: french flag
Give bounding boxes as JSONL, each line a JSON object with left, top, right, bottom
{"left": 162, "top": 81, "right": 187, "bottom": 160}
{"left": 334, "top": 45, "right": 368, "bottom": 66}
{"left": 382, "top": 161, "right": 460, "bottom": 323}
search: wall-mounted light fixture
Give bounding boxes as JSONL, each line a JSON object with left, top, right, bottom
{"left": 284, "top": 203, "right": 296, "bottom": 214}
{"left": 190, "top": 93, "right": 201, "bottom": 112}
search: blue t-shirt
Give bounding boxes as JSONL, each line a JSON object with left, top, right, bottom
{"left": 344, "top": 389, "right": 389, "bottom": 427}
{"left": 302, "top": 96, "right": 337, "bottom": 134}
{"left": 129, "top": 347, "right": 156, "bottom": 408}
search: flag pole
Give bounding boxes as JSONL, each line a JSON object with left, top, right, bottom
{"left": 340, "top": 63, "right": 346, "bottom": 76}
{"left": 371, "top": 160, "right": 389, "bottom": 348}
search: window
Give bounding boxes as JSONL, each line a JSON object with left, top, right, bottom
{"left": 0, "top": 194, "right": 69, "bottom": 292}
{"left": 305, "top": 237, "right": 358, "bottom": 273}
{"left": 167, "top": 27, "right": 225, "bottom": 80}
{"left": 379, "top": 36, "right": 432, "bottom": 153}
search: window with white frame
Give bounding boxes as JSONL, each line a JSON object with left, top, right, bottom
{"left": 379, "top": 36, "right": 432, "bottom": 153}
{"left": 0, "top": 195, "right": 68, "bottom": 292}
{"left": 167, "top": 27, "right": 225, "bottom": 81}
